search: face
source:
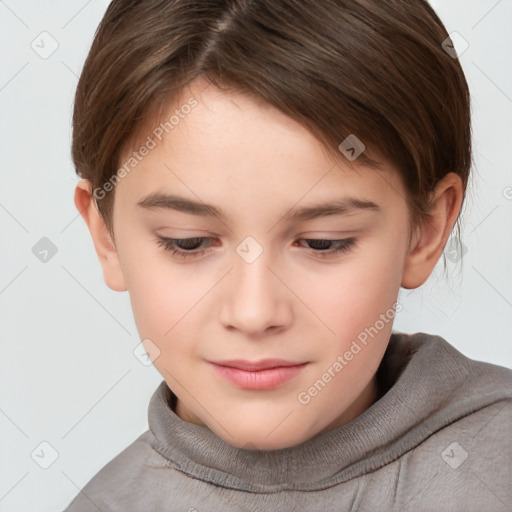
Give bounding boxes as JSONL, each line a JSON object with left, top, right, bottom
{"left": 108, "top": 77, "right": 414, "bottom": 450}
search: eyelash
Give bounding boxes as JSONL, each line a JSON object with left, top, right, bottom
{"left": 155, "top": 236, "right": 357, "bottom": 261}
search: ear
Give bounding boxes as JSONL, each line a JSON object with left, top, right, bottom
{"left": 401, "top": 172, "right": 463, "bottom": 289}
{"left": 74, "top": 179, "right": 127, "bottom": 292}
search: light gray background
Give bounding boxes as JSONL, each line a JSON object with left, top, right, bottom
{"left": 1, "top": 0, "right": 511, "bottom": 510}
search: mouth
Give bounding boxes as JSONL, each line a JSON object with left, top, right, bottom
{"left": 209, "top": 359, "right": 309, "bottom": 390}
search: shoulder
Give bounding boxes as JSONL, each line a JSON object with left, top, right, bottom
{"left": 62, "top": 430, "right": 169, "bottom": 511}
{"left": 409, "top": 332, "right": 512, "bottom": 442}
{"left": 447, "top": 339, "right": 512, "bottom": 411}
{"left": 390, "top": 331, "right": 512, "bottom": 401}
{"left": 398, "top": 396, "right": 512, "bottom": 509}
{"left": 393, "top": 336, "right": 512, "bottom": 509}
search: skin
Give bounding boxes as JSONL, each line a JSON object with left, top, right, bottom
{"left": 75, "top": 76, "right": 463, "bottom": 450}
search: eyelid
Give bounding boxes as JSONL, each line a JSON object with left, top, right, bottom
{"left": 155, "top": 235, "right": 357, "bottom": 261}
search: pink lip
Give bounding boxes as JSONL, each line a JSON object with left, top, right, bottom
{"left": 209, "top": 359, "right": 308, "bottom": 390}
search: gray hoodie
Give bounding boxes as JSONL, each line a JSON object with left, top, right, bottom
{"left": 63, "top": 331, "right": 512, "bottom": 511}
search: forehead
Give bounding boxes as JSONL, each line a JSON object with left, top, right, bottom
{"left": 116, "top": 78, "right": 407, "bottom": 217}
{"left": 123, "top": 75, "right": 385, "bottom": 169}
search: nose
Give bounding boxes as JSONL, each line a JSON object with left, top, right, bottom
{"left": 219, "top": 248, "right": 292, "bottom": 337}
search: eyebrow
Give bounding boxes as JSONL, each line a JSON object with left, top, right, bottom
{"left": 136, "top": 192, "right": 381, "bottom": 222}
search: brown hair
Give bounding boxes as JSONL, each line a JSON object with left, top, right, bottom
{"left": 72, "top": 0, "right": 471, "bottom": 251}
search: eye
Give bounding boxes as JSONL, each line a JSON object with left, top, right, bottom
{"left": 155, "top": 236, "right": 356, "bottom": 261}
{"left": 296, "top": 238, "right": 357, "bottom": 258}
{"left": 155, "top": 236, "right": 213, "bottom": 260}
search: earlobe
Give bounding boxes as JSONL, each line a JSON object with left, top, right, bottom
{"left": 74, "top": 179, "right": 127, "bottom": 292}
{"left": 401, "top": 173, "right": 463, "bottom": 289}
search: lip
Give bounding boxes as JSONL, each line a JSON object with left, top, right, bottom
{"left": 209, "top": 359, "right": 308, "bottom": 390}
{"left": 211, "top": 358, "right": 306, "bottom": 371}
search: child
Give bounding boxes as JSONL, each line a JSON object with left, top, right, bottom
{"left": 63, "top": 0, "right": 512, "bottom": 510}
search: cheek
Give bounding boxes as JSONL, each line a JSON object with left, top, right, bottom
{"left": 120, "top": 240, "right": 200, "bottom": 340}
{"left": 127, "top": 262, "right": 204, "bottom": 379}
{"left": 301, "top": 246, "right": 402, "bottom": 336}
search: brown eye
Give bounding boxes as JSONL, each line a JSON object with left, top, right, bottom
{"left": 156, "top": 237, "right": 212, "bottom": 260}
{"left": 298, "top": 238, "right": 356, "bottom": 258}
